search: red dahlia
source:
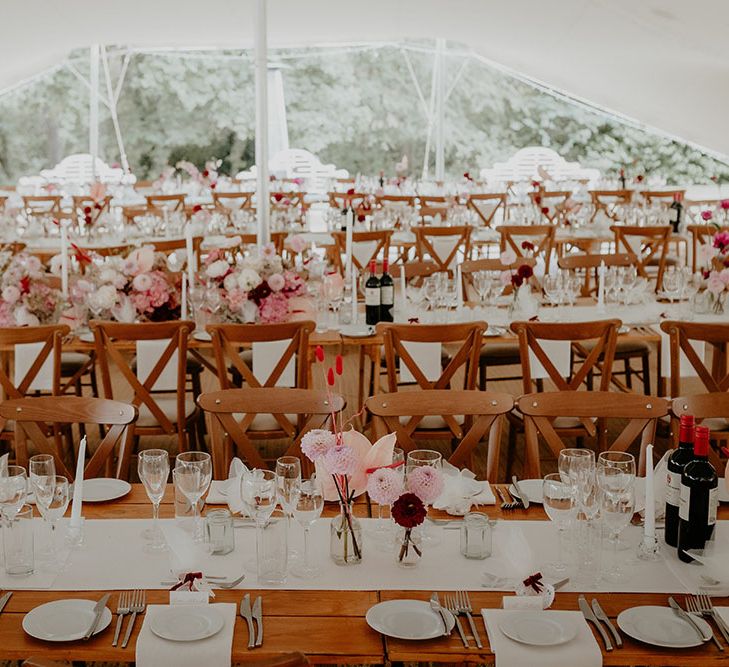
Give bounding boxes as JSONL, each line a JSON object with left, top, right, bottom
{"left": 391, "top": 492, "right": 426, "bottom": 529}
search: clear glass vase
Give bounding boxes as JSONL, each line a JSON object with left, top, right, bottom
{"left": 330, "top": 503, "right": 363, "bottom": 565}
{"left": 394, "top": 526, "right": 423, "bottom": 567}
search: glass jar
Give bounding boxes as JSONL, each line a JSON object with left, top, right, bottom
{"left": 330, "top": 502, "right": 362, "bottom": 565}
{"left": 460, "top": 512, "right": 491, "bottom": 559}
{"left": 205, "top": 509, "right": 235, "bottom": 555}
{"left": 394, "top": 526, "right": 423, "bottom": 567}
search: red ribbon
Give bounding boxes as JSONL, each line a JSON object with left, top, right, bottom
{"left": 407, "top": 317, "right": 420, "bottom": 324}
{"left": 71, "top": 243, "right": 93, "bottom": 266}
{"left": 523, "top": 572, "right": 544, "bottom": 593}
{"left": 366, "top": 460, "right": 405, "bottom": 475}
{"left": 170, "top": 571, "right": 203, "bottom": 591}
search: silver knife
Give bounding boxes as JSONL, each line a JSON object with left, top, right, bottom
{"left": 240, "top": 593, "right": 255, "bottom": 649}
{"left": 0, "top": 591, "right": 12, "bottom": 614}
{"left": 668, "top": 597, "right": 710, "bottom": 642}
{"left": 511, "top": 476, "right": 529, "bottom": 509}
{"left": 83, "top": 593, "right": 111, "bottom": 641}
{"left": 578, "top": 594, "right": 612, "bottom": 651}
{"left": 252, "top": 595, "right": 263, "bottom": 647}
{"left": 591, "top": 599, "right": 622, "bottom": 648}
{"left": 429, "top": 592, "right": 451, "bottom": 636}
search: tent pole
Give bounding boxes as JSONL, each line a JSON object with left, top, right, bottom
{"left": 254, "top": 0, "right": 270, "bottom": 248}
{"left": 89, "top": 44, "right": 100, "bottom": 181}
{"left": 434, "top": 38, "right": 446, "bottom": 182}
{"left": 101, "top": 47, "right": 130, "bottom": 173}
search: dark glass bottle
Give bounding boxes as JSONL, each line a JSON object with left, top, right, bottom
{"left": 379, "top": 259, "right": 394, "bottom": 322}
{"left": 677, "top": 425, "right": 718, "bottom": 562}
{"left": 669, "top": 193, "right": 683, "bottom": 234}
{"left": 340, "top": 206, "right": 348, "bottom": 232}
{"left": 664, "top": 414, "right": 695, "bottom": 547}
{"left": 365, "top": 259, "right": 380, "bottom": 326}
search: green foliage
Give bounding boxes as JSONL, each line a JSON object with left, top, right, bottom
{"left": 0, "top": 43, "right": 727, "bottom": 185}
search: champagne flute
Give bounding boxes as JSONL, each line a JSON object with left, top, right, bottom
{"left": 29, "top": 455, "right": 57, "bottom": 557}
{"left": 138, "top": 449, "right": 170, "bottom": 551}
{"left": 290, "top": 479, "right": 324, "bottom": 579}
{"left": 275, "top": 456, "right": 301, "bottom": 554}
{"left": 175, "top": 452, "right": 212, "bottom": 542}
{"left": 542, "top": 473, "right": 576, "bottom": 574}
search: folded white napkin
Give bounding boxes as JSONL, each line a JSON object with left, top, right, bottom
{"left": 136, "top": 603, "right": 236, "bottom": 667}
{"left": 432, "top": 461, "right": 495, "bottom": 515}
{"left": 714, "top": 607, "right": 729, "bottom": 631}
{"left": 482, "top": 609, "right": 602, "bottom": 667}
{"left": 205, "top": 458, "right": 248, "bottom": 513}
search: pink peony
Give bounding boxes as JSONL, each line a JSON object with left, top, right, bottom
{"left": 713, "top": 231, "right": 729, "bottom": 252}
{"left": 258, "top": 292, "right": 289, "bottom": 323}
{"left": 268, "top": 273, "right": 285, "bottom": 292}
{"left": 323, "top": 443, "right": 358, "bottom": 476}
{"left": 707, "top": 272, "right": 725, "bottom": 296}
{"left": 132, "top": 273, "right": 152, "bottom": 291}
{"left": 301, "top": 429, "right": 337, "bottom": 462}
{"left": 260, "top": 242, "right": 277, "bottom": 259}
{"left": 367, "top": 468, "right": 404, "bottom": 505}
{"left": 2, "top": 286, "right": 20, "bottom": 305}
{"left": 406, "top": 466, "right": 445, "bottom": 504}
{"left": 125, "top": 246, "right": 155, "bottom": 275}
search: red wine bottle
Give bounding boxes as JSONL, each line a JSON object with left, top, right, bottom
{"left": 677, "top": 425, "right": 718, "bottom": 562}
{"left": 379, "top": 259, "right": 394, "bottom": 322}
{"left": 664, "top": 414, "right": 695, "bottom": 547}
{"left": 365, "top": 260, "right": 380, "bottom": 326}
{"left": 669, "top": 193, "right": 683, "bottom": 234}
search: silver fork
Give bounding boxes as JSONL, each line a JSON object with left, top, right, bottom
{"left": 444, "top": 593, "right": 470, "bottom": 648}
{"left": 696, "top": 594, "right": 729, "bottom": 646}
{"left": 121, "top": 590, "right": 146, "bottom": 649}
{"left": 686, "top": 596, "right": 722, "bottom": 650}
{"left": 112, "top": 591, "right": 130, "bottom": 647}
{"left": 456, "top": 590, "right": 482, "bottom": 649}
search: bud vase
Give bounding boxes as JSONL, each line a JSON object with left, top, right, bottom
{"left": 330, "top": 502, "right": 362, "bottom": 565}
{"left": 394, "top": 526, "right": 423, "bottom": 567}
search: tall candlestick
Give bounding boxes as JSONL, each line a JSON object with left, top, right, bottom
{"left": 70, "top": 435, "right": 86, "bottom": 529}
{"left": 400, "top": 265, "right": 407, "bottom": 307}
{"left": 181, "top": 273, "right": 187, "bottom": 320}
{"left": 185, "top": 223, "right": 195, "bottom": 287}
{"left": 345, "top": 207, "right": 354, "bottom": 283}
{"left": 60, "top": 223, "right": 69, "bottom": 299}
{"left": 644, "top": 444, "right": 655, "bottom": 539}
{"left": 456, "top": 264, "right": 464, "bottom": 310}
{"left": 597, "top": 260, "right": 606, "bottom": 310}
{"left": 351, "top": 266, "right": 358, "bottom": 324}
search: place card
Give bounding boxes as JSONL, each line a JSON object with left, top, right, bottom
{"left": 170, "top": 591, "right": 209, "bottom": 605}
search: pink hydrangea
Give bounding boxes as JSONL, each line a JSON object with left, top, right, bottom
{"left": 323, "top": 443, "right": 358, "bottom": 476}
{"left": 258, "top": 292, "right": 289, "bottom": 323}
{"left": 406, "top": 466, "right": 445, "bottom": 504}
{"left": 283, "top": 271, "right": 306, "bottom": 296}
{"left": 300, "top": 429, "right": 337, "bottom": 462}
{"left": 367, "top": 468, "right": 404, "bottom": 505}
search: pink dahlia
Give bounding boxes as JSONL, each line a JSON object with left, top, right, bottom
{"left": 323, "top": 443, "right": 358, "bottom": 476}
{"left": 301, "top": 429, "right": 336, "bottom": 462}
{"left": 406, "top": 466, "right": 445, "bottom": 504}
{"left": 367, "top": 468, "right": 404, "bottom": 505}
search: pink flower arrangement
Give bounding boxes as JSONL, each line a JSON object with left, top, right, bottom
{"left": 406, "top": 466, "right": 445, "bottom": 504}
{"left": 0, "top": 252, "right": 63, "bottom": 327}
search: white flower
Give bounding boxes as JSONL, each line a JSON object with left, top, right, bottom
{"left": 49, "top": 254, "right": 63, "bottom": 276}
{"left": 25, "top": 256, "right": 42, "bottom": 275}
{"left": 242, "top": 300, "right": 258, "bottom": 323}
{"left": 15, "top": 306, "right": 40, "bottom": 327}
{"left": 223, "top": 272, "right": 239, "bottom": 292}
{"left": 132, "top": 273, "right": 152, "bottom": 291}
{"left": 2, "top": 285, "right": 20, "bottom": 305}
{"left": 89, "top": 284, "right": 117, "bottom": 311}
{"left": 268, "top": 273, "right": 285, "bottom": 292}
{"left": 125, "top": 246, "right": 155, "bottom": 275}
{"left": 237, "top": 268, "right": 262, "bottom": 292}
{"left": 206, "top": 260, "right": 230, "bottom": 279}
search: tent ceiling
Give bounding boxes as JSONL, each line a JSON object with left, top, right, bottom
{"left": 3, "top": 0, "right": 728, "bottom": 157}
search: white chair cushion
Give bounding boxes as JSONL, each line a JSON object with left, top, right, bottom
{"left": 136, "top": 394, "right": 197, "bottom": 427}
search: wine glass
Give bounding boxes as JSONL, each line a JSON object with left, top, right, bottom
{"left": 597, "top": 452, "right": 636, "bottom": 498}
{"left": 29, "top": 455, "right": 57, "bottom": 557}
{"left": 662, "top": 267, "right": 681, "bottom": 305}
{"left": 601, "top": 487, "right": 635, "bottom": 582}
{"left": 542, "top": 473, "right": 576, "bottom": 574}
{"left": 175, "top": 452, "right": 212, "bottom": 542}
{"left": 0, "top": 465, "right": 28, "bottom": 521}
{"left": 240, "top": 469, "right": 278, "bottom": 526}
{"left": 39, "top": 476, "right": 69, "bottom": 557}
{"left": 138, "top": 449, "right": 169, "bottom": 551}
{"left": 543, "top": 274, "right": 562, "bottom": 306}
{"left": 276, "top": 456, "right": 301, "bottom": 557}
{"left": 290, "top": 478, "right": 324, "bottom": 579}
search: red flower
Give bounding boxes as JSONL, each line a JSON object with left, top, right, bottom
{"left": 202, "top": 170, "right": 209, "bottom": 178}
{"left": 511, "top": 274, "right": 524, "bottom": 288}
{"left": 531, "top": 180, "right": 540, "bottom": 189}
{"left": 391, "top": 493, "right": 426, "bottom": 529}
{"left": 84, "top": 214, "right": 92, "bottom": 225}
{"left": 95, "top": 202, "right": 103, "bottom": 210}
{"left": 335, "top": 354, "right": 343, "bottom": 375}
{"left": 533, "top": 195, "right": 541, "bottom": 205}
{"left": 83, "top": 206, "right": 92, "bottom": 214}
{"left": 702, "top": 210, "right": 713, "bottom": 221}
{"left": 711, "top": 175, "right": 719, "bottom": 183}
{"left": 315, "top": 345, "right": 324, "bottom": 362}
{"left": 327, "top": 368, "right": 335, "bottom": 387}
{"left": 210, "top": 182, "right": 217, "bottom": 190}
{"left": 635, "top": 175, "right": 644, "bottom": 183}
{"left": 721, "top": 199, "right": 729, "bottom": 210}
{"left": 521, "top": 240, "right": 535, "bottom": 252}
{"left": 517, "top": 264, "right": 534, "bottom": 280}
{"left": 347, "top": 188, "right": 355, "bottom": 195}
{"left": 357, "top": 214, "right": 366, "bottom": 222}
{"left": 19, "top": 276, "right": 30, "bottom": 294}
{"left": 192, "top": 204, "right": 202, "bottom": 213}
{"left": 541, "top": 207, "right": 549, "bottom": 215}
{"left": 463, "top": 172, "right": 472, "bottom": 181}
{"left": 273, "top": 193, "right": 283, "bottom": 202}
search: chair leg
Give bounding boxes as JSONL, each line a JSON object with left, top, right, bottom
{"left": 505, "top": 424, "right": 517, "bottom": 481}
{"left": 624, "top": 358, "right": 632, "bottom": 390}
{"left": 641, "top": 350, "right": 651, "bottom": 395}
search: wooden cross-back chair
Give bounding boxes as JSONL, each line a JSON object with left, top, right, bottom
{"left": 467, "top": 193, "right": 507, "bottom": 227}
{"left": 557, "top": 252, "right": 634, "bottom": 297}
{"left": 145, "top": 236, "right": 203, "bottom": 270}
{"left": 611, "top": 224, "right": 671, "bottom": 291}
{"left": 387, "top": 261, "right": 444, "bottom": 282}
{"left": 687, "top": 224, "right": 729, "bottom": 273}
{"left": 328, "top": 192, "right": 366, "bottom": 211}
{"left": 1, "top": 396, "right": 138, "bottom": 480}
{"left": 198, "top": 388, "right": 344, "bottom": 476}
{"left": 121, "top": 205, "right": 153, "bottom": 226}
{"left": 499, "top": 224, "right": 556, "bottom": 272}
{"left": 90, "top": 320, "right": 199, "bottom": 479}
{"left": 145, "top": 193, "right": 186, "bottom": 212}
{"left": 22, "top": 195, "right": 63, "bottom": 219}
{"left": 642, "top": 190, "right": 686, "bottom": 207}
{"left": 72, "top": 195, "right": 112, "bottom": 227}
{"left": 672, "top": 394, "right": 729, "bottom": 471}
{"left": 589, "top": 190, "right": 632, "bottom": 222}
{"left": 271, "top": 191, "right": 306, "bottom": 212}
{"left": 518, "top": 391, "right": 670, "bottom": 478}
{"left": 418, "top": 195, "right": 450, "bottom": 222}
{"left": 461, "top": 257, "right": 538, "bottom": 299}
{"left": 414, "top": 225, "right": 471, "bottom": 274}
{"left": 213, "top": 191, "right": 253, "bottom": 215}
{"left": 377, "top": 194, "right": 417, "bottom": 209}
{"left": 366, "top": 390, "right": 512, "bottom": 479}
{"left": 376, "top": 321, "right": 486, "bottom": 443}
{"left": 529, "top": 191, "right": 571, "bottom": 224}
{"left": 331, "top": 230, "right": 392, "bottom": 277}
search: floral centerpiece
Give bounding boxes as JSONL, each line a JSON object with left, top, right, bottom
{"left": 696, "top": 226, "right": 729, "bottom": 313}
{"left": 202, "top": 243, "right": 307, "bottom": 324}
{"left": 0, "top": 252, "right": 63, "bottom": 327}
{"left": 498, "top": 247, "right": 536, "bottom": 318}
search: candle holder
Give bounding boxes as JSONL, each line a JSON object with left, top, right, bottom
{"left": 65, "top": 518, "right": 85, "bottom": 548}
{"left": 637, "top": 534, "right": 661, "bottom": 561}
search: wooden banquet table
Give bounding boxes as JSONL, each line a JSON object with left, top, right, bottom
{"left": 2, "top": 485, "right": 729, "bottom": 666}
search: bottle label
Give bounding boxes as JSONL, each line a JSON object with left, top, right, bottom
{"left": 666, "top": 470, "right": 682, "bottom": 507}
{"left": 678, "top": 482, "right": 689, "bottom": 522}
{"left": 365, "top": 287, "right": 380, "bottom": 306}
{"left": 380, "top": 285, "right": 394, "bottom": 305}
{"left": 709, "top": 486, "right": 718, "bottom": 525}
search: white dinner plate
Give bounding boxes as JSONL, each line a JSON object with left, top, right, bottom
{"left": 193, "top": 331, "right": 212, "bottom": 342}
{"left": 23, "top": 599, "right": 112, "bottom": 642}
{"left": 78, "top": 331, "right": 94, "bottom": 343}
{"left": 507, "top": 479, "right": 544, "bottom": 505}
{"left": 82, "top": 478, "right": 132, "bottom": 503}
{"left": 617, "top": 605, "right": 711, "bottom": 648}
{"left": 339, "top": 324, "right": 374, "bottom": 338}
{"left": 150, "top": 606, "right": 225, "bottom": 642}
{"left": 499, "top": 612, "right": 578, "bottom": 646}
{"left": 366, "top": 600, "right": 455, "bottom": 640}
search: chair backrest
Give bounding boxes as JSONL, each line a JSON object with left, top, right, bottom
{"left": 387, "top": 261, "right": 444, "bottom": 281}
{"left": 687, "top": 224, "right": 729, "bottom": 273}
{"left": 22, "top": 195, "right": 62, "bottom": 217}
{"left": 332, "top": 230, "right": 392, "bottom": 275}
{"left": 589, "top": 189, "right": 632, "bottom": 222}
{"left": 197, "top": 388, "right": 344, "bottom": 476}
{"left": 213, "top": 191, "right": 253, "bottom": 213}
{"left": 365, "top": 390, "right": 513, "bottom": 477}
{"left": 328, "top": 191, "right": 366, "bottom": 210}
{"left": 377, "top": 194, "right": 416, "bottom": 208}
{"left": 499, "top": 224, "right": 555, "bottom": 272}
{"left": 611, "top": 224, "right": 670, "bottom": 291}
{"left": 207, "top": 321, "right": 314, "bottom": 391}
{"left": 642, "top": 190, "right": 686, "bottom": 206}
{"left": 0, "top": 396, "right": 138, "bottom": 480}
{"left": 529, "top": 190, "right": 571, "bottom": 223}
{"left": 557, "top": 252, "right": 633, "bottom": 296}
{"left": 418, "top": 195, "right": 450, "bottom": 221}
{"left": 518, "top": 391, "right": 670, "bottom": 477}
{"left": 466, "top": 193, "right": 507, "bottom": 227}
{"left": 461, "top": 257, "right": 538, "bottom": 298}
{"left": 146, "top": 194, "right": 185, "bottom": 211}
{"left": 413, "top": 225, "right": 471, "bottom": 273}
{"left": 72, "top": 195, "right": 112, "bottom": 226}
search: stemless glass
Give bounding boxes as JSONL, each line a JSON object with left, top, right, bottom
{"left": 175, "top": 452, "right": 212, "bottom": 542}
{"left": 138, "top": 449, "right": 170, "bottom": 551}
{"left": 275, "top": 456, "right": 302, "bottom": 557}
{"left": 601, "top": 487, "right": 635, "bottom": 582}
{"left": 542, "top": 473, "right": 576, "bottom": 574}
{"left": 241, "top": 470, "right": 281, "bottom": 579}
{"left": 290, "top": 479, "right": 324, "bottom": 579}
